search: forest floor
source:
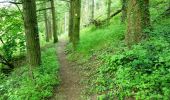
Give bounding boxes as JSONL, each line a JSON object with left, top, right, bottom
{"left": 51, "top": 37, "right": 84, "bottom": 100}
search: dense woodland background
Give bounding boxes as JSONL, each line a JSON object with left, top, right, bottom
{"left": 0, "top": 0, "right": 170, "bottom": 100}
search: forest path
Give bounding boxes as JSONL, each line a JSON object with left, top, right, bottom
{"left": 51, "top": 37, "right": 83, "bottom": 100}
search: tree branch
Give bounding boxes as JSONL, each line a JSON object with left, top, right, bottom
{"left": 89, "top": 8, "right": 122, "bottom": 27}
{"left": 0, "top": 1, "right": 22, "bottom": 4}
{"left": 36, "top": 7, "right": 52, "bottom": 12}
{"left": 60, "top": 0, "right": 70, "bottom": 2}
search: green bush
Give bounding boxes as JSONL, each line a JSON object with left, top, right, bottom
{"left": 0, "top": 45, "right": 59, "bottom": 100}
{"left": 65, "top": 3, "right": 170, "bottom": 99}
{"left": 68, "top": 16, "right": 170, "bottom": 100}
{"left": 92, "top": 36, "right": 170, "bottom": 99}
{"left": 0, "top": 8, "right": 25, "bottom": 59}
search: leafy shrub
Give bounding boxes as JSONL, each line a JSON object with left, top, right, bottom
{"left": 0, "top": 46, "right": 59, "bottom": 100}
{"left": 66, "top": 3, "right": 170, "bottom": 99}
{"left": 92, "top": 37, "right": 170, "bottom": 99}
{"left": 0, "top": 8, "right": 25, "bottom": 70}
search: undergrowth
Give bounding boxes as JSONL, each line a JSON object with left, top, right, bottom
{"left": 66, "top": 14, "right": 170, "bottom": 99}
{"left": 67, "top": 18, "right": 125, "bottom": 62}
{"left": 0, "top": 45, "right": 59, "bottom": 100}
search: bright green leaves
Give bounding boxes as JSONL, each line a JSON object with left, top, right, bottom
{"left": 0, "top": 46, "right": 59, "bottom": 100}
{"left": 92, "top": 37, "right": 170, "bottom": 99}
{"left": 0, "top": 8, "right": 25, "bottom": 61}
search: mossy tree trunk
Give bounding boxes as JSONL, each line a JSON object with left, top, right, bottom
{"left": 121, "top": 0, "right": 127, "bottom": 23}
{"left": 126, "top": 0, "right": 150, "bottom": 47}
{"left": 22, "top": 0, "right": 41, "bottom": 67}
{"left": 72, "top": 0, "right": 81, "bottom": 48}
{"left": 51, "top": 0, "right": 58, "bottom": 43}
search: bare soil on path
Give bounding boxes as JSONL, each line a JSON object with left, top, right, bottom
{"left": 51, "top": 38, "right": 83, "bottom": 100}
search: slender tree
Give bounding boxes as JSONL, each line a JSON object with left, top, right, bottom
{"left": 126, "top": 0, "right": 150, "bottom": 47}
{"left": 48, "top": 19, "right": 53, "bottom": 40}
{"left": 121, "top": 0, "right": 127, "bottom": 23}
{"left": 68, "top": 0, "right": 74, "bottom": 42}
{"left": 44, "top": 2, "right": 50, "bottom": 42}
{"left": 64, "top": 12, "right": 67, "bottom": 34}
{"left": 22, "top": 0, "right": 41, "bottom": 66}
{"left": 51, "top": 0, "right": 58, "bottom": 43}
{"left": 107, "top": 0, "right": 111, "bottom": 23}
{"left": 91, "top": 0, "right": 94, "bottom": 20}
{"left": 72, "top": 0, "right": 81, "bottom": 48}
{"left": 47, "top": 1, "right": 53, "bottom": 40}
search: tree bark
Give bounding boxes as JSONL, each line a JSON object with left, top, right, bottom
{"left": 48, "top": 16, "right": 53, "bottom": 40}
{"left": 68, "top": 0, "right": 74, "bottom": 42}
{"left": 47, "top": 1, "right": 53, "bottom": 40}
{"left": 91, "top": 0, "right": 94, "bottom": 20}
{"left": 44, "top": 3, "right": 50, "bottom": 42}
{"left": 51, "top": 0, "right": 58, "bottom": 43}
{"left": 64, "top": 12, "right": 67, "bottom": 34}
{"left": 126, "top": 0, "right": 150, "bottom": 47}
{"left": 107, "top": 0, "right": 111, "bottom": 23}
{"left": 22, "top": 0, "right": 41, "bottom": 66}
{"left": 72, "top": 0, "right": 81, "bottom": 48}
{"left": 121, "top": 0, "right": 127, "bottom": 23}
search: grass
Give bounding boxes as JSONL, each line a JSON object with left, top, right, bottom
{"left": 79, "top": 25, "right": 124, "bottom": 52}
{"left": 0, "top": 44, "right": 59, "bottom": 100}
{"left": 66, "top": 13, "right": 170, "bottom": 99}
{"left": 66, "top": 16, "right": 127, "bottom": 98}
{"left": 67, "top": 16, "right": 125, "bottom": 61}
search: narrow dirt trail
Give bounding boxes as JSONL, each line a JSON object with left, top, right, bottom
{"left": 51, "top": 38, "right": 83, "bottom": 100}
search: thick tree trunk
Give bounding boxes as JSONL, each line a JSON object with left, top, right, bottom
{"left": 121, "top": 0, "right": 127, "bottom": 23}
{"left": 51, "top": 0, "right": 58, "bottom": 43}
{"left": 22, "top": 0, "right": 41, "bottom": 66}
{"left": 107, "top": 0, "right": 111, "bottom": 23}
{"left": 126, "top": 0, "right": 150, "bottom": 47}
{"left": 72, "top": 0, "right": 81, "bottom": 48}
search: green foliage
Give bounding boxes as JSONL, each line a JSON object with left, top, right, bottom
{"left": 79, "top": 24, "right": 124, "bottom": 52}
{"left": 67, "top": 20, "right": 124, "bottom": 55}
{"left": 0, "top": 8, "right": 25, "bottom": 61}
{"left": 66, "top": 1, "right": 170, "bottom": 98}
{"left": 0, "top": 45, "right": 59, "bottom": 100}
{"left": 93, "top": 38, "right": 170, "bottom": 99}
{"left": 89, "top": 18, "right": 170, "bottom": 99}
{"left": 66, "top": 16, "right": 126, "bottom": 98}
{"left": 150, "top": 0, "right": 169, "bottom": 20}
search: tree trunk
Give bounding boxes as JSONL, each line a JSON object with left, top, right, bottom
{"left": 91, "top": 0, "right": 94, "bottom": 20}
{"left": 107, "top": 0, "right": 111, "bottom": 23}
{"left": 121, "top": 0, "right": 127, "bottom": 23}
{"left": 64, "top": 12, "right": 67, "bottom": 34}
{"left": 22, "top": 0, "right": 41, "bottom": 66}
{"left": 69, "top": 0, "right": 74, "bottom": 42}
{"left": 48, "top": 17, "right": 53, "bottom": 40}
{"left": 51, "top": 0, "right": 58, "bottom": 43}
{"left": 44, "top": 5, "right": 50, "bottom": 42}
{"left": 47, "top": 1, "right": 53, "bottom": 40}
{"left": 126, "top": 0, "right": 150, "bottom": 47}
{"left": 72, "top": 0, "right": 81, "bottom": 48}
